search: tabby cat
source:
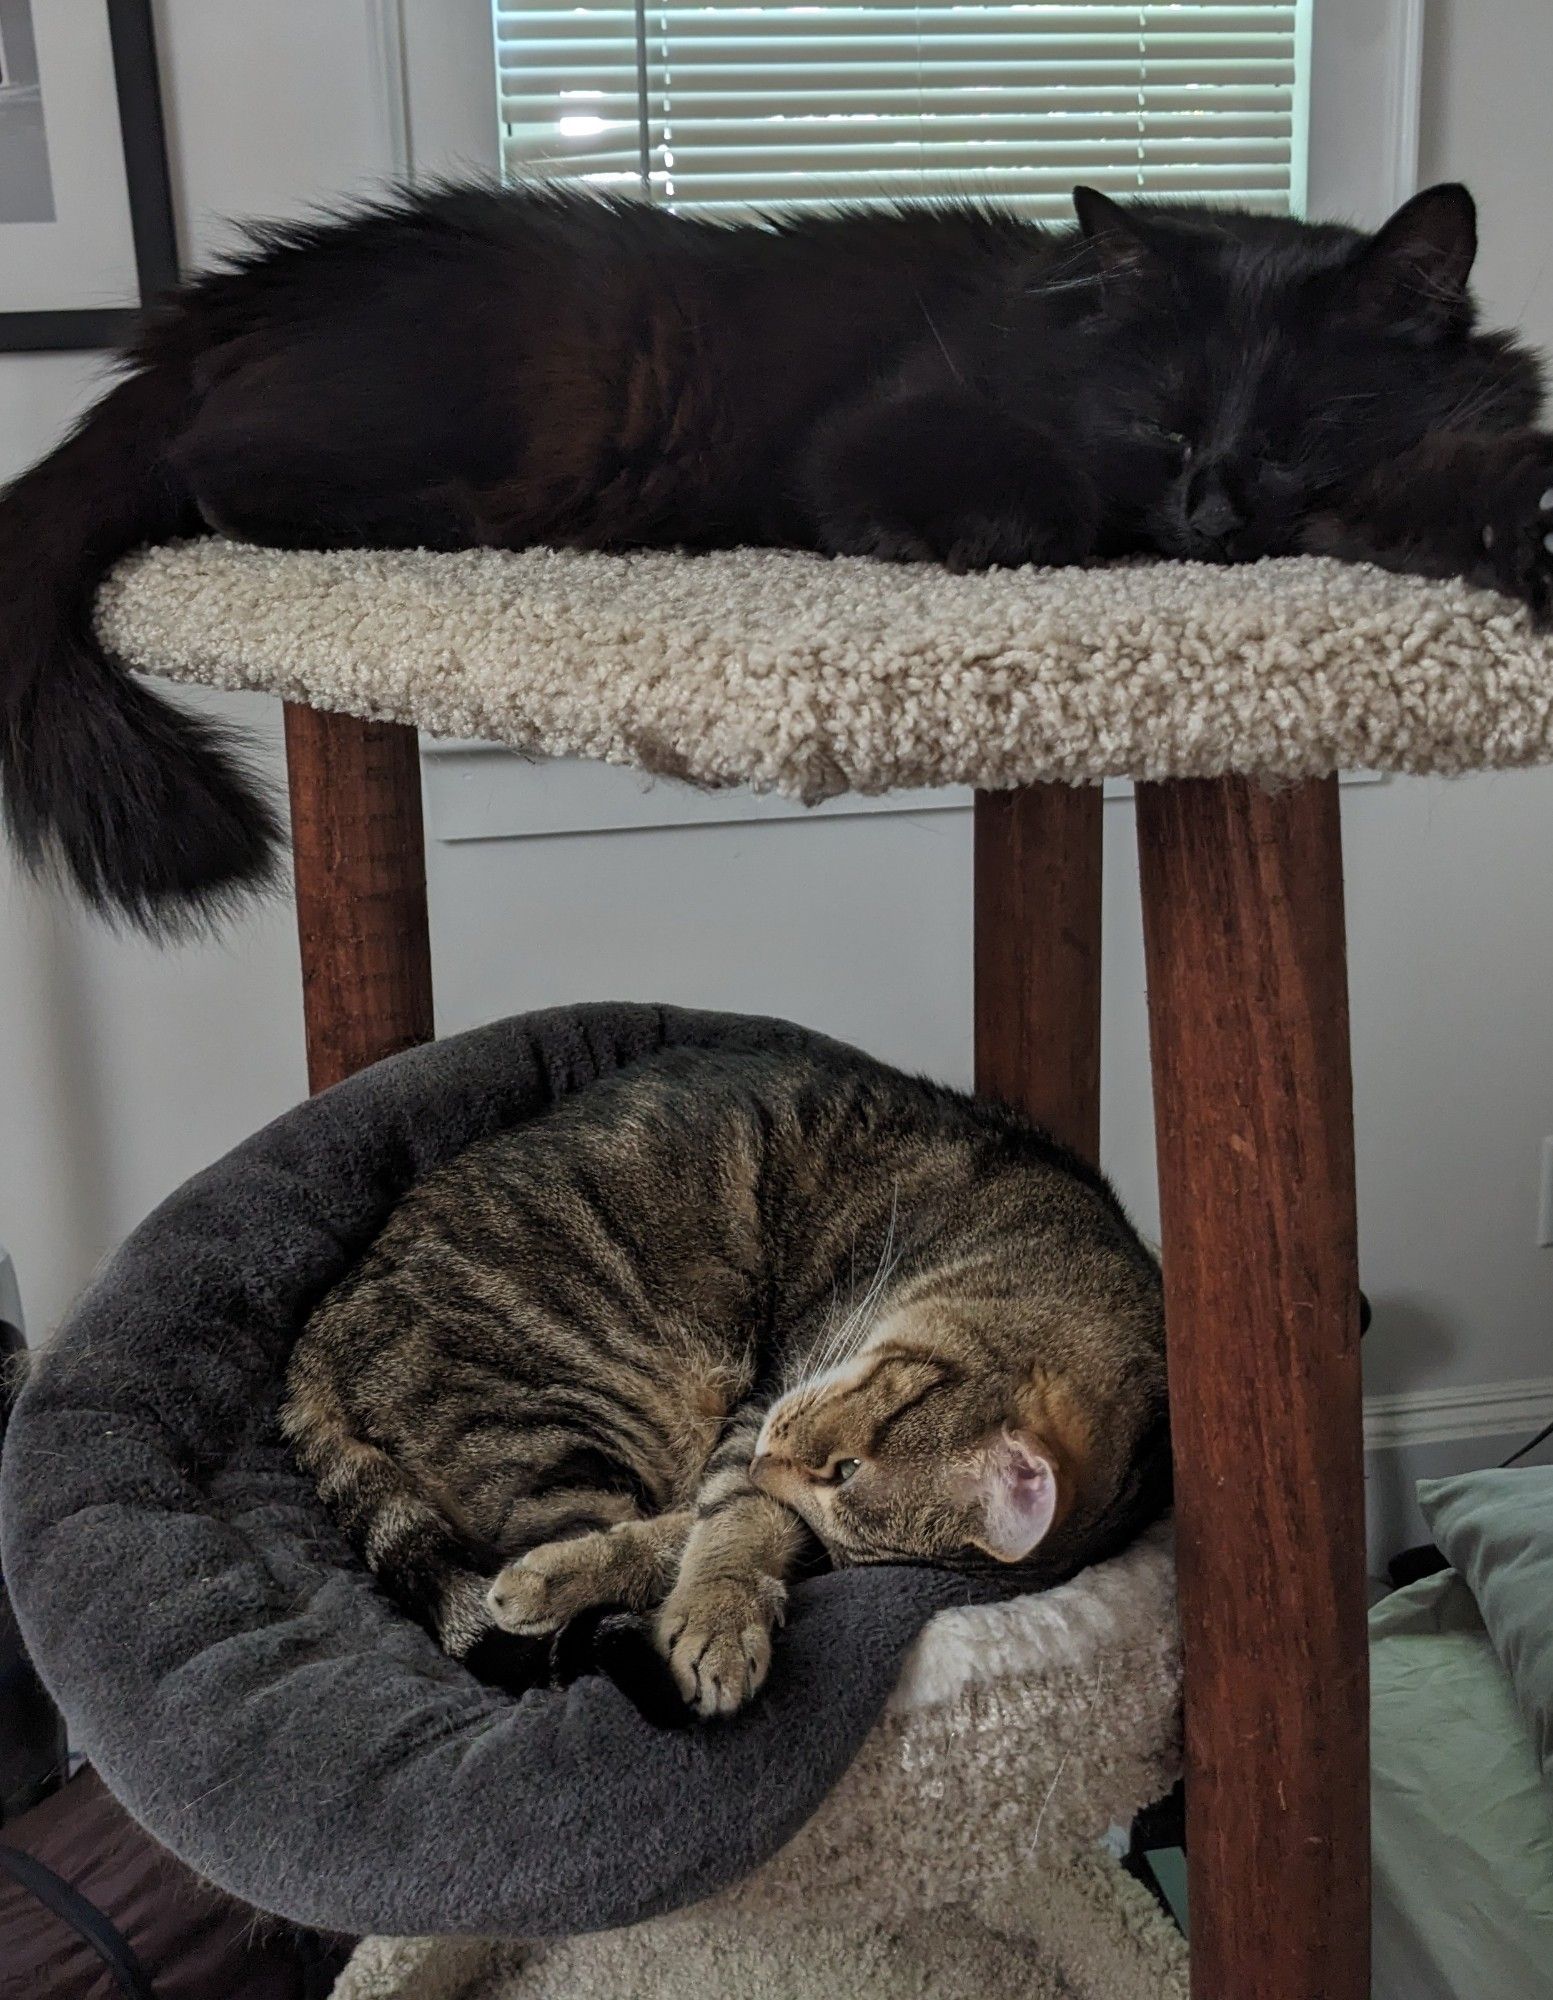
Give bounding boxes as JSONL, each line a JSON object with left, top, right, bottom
{"left": 282, "top": 1042, "right": 1168, "bottom": 1717}
{"left": 1, "top": 180, "right": 1548, "bottom": 933}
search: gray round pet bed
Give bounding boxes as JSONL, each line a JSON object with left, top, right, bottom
{"left": 0, "top": 1002, "right": 1179, "bottom": 1944}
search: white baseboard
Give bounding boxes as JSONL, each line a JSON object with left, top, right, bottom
{"left": 1364, "top": 1376, "right": 1553, "bottom": 1452}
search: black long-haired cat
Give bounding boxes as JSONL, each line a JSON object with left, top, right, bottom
{"left": 0, "top": 179, "right": 1547, "bottom": 932}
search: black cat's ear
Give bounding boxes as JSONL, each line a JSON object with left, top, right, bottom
{"left": 1348, "top": 183, "right": 1478, "bottom": 333}
{"left": 1072, "top": 185, "right": 1162, "bottom": 278}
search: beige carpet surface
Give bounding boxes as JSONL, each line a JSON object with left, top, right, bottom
{"left": 97, "top": 541, "right": 1553, "bottom": 798}
{"left": 721, "top": 1522, "right": 1180, "bottom": 1931}
{"left": 332, "top": 1855, "right": 1189, "bottom": 2000}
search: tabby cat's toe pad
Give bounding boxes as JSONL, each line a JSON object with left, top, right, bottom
{"left": 654, "top": 1575, "right": 785, "bottom": 1719}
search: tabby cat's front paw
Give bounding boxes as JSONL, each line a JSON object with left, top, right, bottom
{"left": 654, "top": 1574, "right": 786, "bottom": 1719}
{"left": 1479, "top": 440, "right": 1553, "bottom": 623}
{"left": 486, "top": 1531, "right": 617, "bottom": 1636}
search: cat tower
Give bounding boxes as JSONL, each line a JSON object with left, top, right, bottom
{"left": 7, "top": 537, "right": 1553, "bottom": 2000}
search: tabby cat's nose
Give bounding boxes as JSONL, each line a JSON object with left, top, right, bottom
{"left": 749, "top": 1452, "right": 773, "bottom": 1490}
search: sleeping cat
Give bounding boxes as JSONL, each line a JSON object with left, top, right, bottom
{"left": 281, "top": 1041, "right": 1168, "bottom": 1717}
{"left": 0, "top": 179, "right": 1547, "bottom": 933}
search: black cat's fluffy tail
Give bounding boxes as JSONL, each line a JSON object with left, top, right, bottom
{"left": 0, "top": 355, "right": 281, "bottom": 934}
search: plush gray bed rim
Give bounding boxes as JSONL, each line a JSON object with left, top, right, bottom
{"left": 0, "top": 1004, "right": 1051, "bottom": 1937}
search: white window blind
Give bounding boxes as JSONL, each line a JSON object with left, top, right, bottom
{"left": 492, "top": 2, "right": 1311, "bottom": 220}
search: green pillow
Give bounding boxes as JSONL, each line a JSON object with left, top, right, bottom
{"left": 1420, "top": 1466, "right": 1553, "bottom": 1782}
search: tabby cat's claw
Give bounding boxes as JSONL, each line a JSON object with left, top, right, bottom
{"left": 655, "top": 1575, "right": 786, "bottom": 1719}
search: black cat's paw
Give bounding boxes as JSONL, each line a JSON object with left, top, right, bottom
{"left": 1479, "top": 441, "right": 1553, "bottom": 623}
{"left": 833, "top": 521, "right": 939, "bottom": 564}
{"left": 935, "top": 511, "right": 1090, "bottom": 575}
{"left": 827, "top": 508, "right": 1093, "bottom": 573}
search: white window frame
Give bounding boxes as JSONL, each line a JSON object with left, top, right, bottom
{"left": 373, "top": 0, "right": 1422, "bottom": 844}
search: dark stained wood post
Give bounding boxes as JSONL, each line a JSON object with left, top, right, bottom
{"left": 1135, "top": 773, "right": 1368, "bottom": 2000}
{"left": 283, "top": 705, "right": 435, "bottom": 1094}
{"left": 973, "top": 783, "right": 1103, "bottom": 1161}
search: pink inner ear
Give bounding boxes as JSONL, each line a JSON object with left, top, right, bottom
{"left": 979, "top": 1432, "right": 1059, "bottom": 1563}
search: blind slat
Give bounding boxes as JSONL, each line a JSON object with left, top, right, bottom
{"left": 505, "top": 82, "right": 1295, "bottom": 109}
{"left": 504, "top": 40, "right": 1296, "bottom": 71}
{"left": 509, "top": 130, "right": 1296, "bottom": 164}
{"left": 644, "top": 163, "right": 1292, "bottom": 193}
{"left": 499, "top": 4, "right": 1298, "bottom": 23}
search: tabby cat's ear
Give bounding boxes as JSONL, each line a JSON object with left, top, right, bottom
{"left": 1348, "top": 183, "right": 1478, "bottom": 334}
{"left": 1072, "top": 185, "right": 1162, "bottom": 278}
{"left": 972, "top": 1428, "right": 1059, "bottom": 1564}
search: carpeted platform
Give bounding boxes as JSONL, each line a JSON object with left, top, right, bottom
{"left": 95, "top": 542, "right": 1553, "bottom": 799}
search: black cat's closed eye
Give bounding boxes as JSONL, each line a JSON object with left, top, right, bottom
{"left": 1135, "top": 420, "right": 1192, "bottom": 456}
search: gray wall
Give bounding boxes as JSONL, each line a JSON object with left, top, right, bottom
{"left": 0, "top": 0, "right": 1548, "bottom": 1570}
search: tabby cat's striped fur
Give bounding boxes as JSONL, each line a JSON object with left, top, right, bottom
{"left": 283, "top": 1043, "right": 1168, "bottom": 1716}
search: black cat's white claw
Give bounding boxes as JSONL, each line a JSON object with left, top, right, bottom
{"left": 1477, "top": 443, "right": 1553, "bottom": 624}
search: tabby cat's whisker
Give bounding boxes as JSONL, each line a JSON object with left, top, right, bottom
{"left": 791, "top": 1186, "right": 903, "bottom": 1393}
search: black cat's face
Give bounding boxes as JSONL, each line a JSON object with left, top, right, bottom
{"left": 1131, "top": 336, "right": 1388, "bottom": 563}
{"left": 1064, "top": 183, "right": 1542, "bottom": 561}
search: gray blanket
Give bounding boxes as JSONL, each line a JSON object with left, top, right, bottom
{"left": 0, "top": 1004, "right": 1014, "bottom": 1936}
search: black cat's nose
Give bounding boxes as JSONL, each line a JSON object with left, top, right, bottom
{"left": 1184, "top": 462, "right": 1247, "bottom": 551}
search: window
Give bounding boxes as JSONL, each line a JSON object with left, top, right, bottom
{"left": 492, "top": 2, "right": 1312, "bottom": 221}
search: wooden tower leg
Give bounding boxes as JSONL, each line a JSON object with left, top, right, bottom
{"left": 1135, "top": 774, "right": 1368, "bottom": 2000}
{"left": 284, "top": 705, "right": 435, "bottom": 1094}
{"left": 973, "top": 783, "right": 1103, "bottom": 1161}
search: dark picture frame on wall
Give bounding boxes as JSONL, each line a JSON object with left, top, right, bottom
{"left": 0, "top": 0, "right": 177, "bottom": 351}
